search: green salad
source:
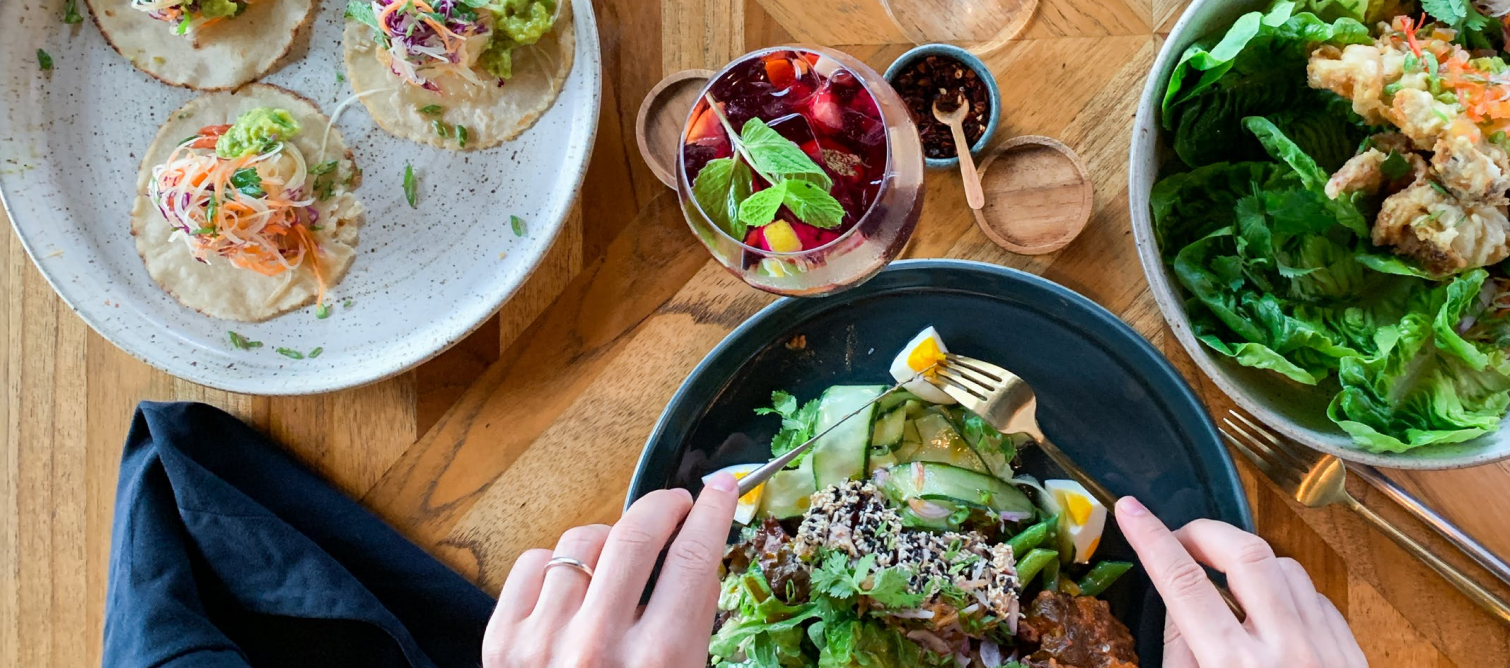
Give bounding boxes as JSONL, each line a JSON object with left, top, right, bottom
{"left": 708, "top": 330, "right": 1140, "bottom": 668}
{"left": 1155, "top": 0, "right": 1510, "bottom": 452}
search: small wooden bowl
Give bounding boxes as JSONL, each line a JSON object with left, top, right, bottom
{"left": 971, "top": 135, "right": 1092, "bottom": 255}
{"left": 636, "top": 69, "right": 714, "bottom": 189}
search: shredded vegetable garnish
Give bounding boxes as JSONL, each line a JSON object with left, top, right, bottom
{"left": 37, "top": 49, "right": 52, "bottom": 71}
{"left": 63, "top": 0, "right": 82, "bottom": 24}
{"left": 130, "top": 0, "right": 253, "bottom": 35}
{"left": 510, "top": 214, "right": 525, "bottom": 237}
{"left": 403, "top": 163, "right": 418, "bottom": 207}
{"left": 357, "top": 0, "right": 493, "bottom": 91}
{"left": 228, "top": 331, "right": 263, "bottom": 350}
{"left": 276, "top": 347, "right": 305, "bottom": 359}
{"left": 149, "top": 117, "right": 334, "bottom": 308}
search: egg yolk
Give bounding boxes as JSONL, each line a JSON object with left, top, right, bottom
{"left": 1063, "top": 493, "right": 1094, "bottom": 525}
{"left": 907, "top": 337, "right": 947, "bottom": 373}
{"left": 731, "top": 471, "right": 762, "bottom": 505}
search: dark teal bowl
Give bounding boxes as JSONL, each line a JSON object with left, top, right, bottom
{"left": 884, "top": 44, "right": 1003, "bottom": 169}
{"left": 629, "top": 259, "right": 1252, "bottom": 667}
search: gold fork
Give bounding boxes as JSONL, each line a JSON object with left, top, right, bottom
{"left": 932, "top": 353, "right": 1246, "bottom": 618}
{"left": 1221, "top": 412, "right": 1510, "bottom": 625}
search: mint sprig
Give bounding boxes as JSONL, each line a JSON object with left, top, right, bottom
{"left": 688, "top": 95, "right": 848, "bottom": 239}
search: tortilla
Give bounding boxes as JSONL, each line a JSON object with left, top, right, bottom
{"left": 130, "top": 84, "right": 363, "bottom": 322}
{"left": 342, "top": 1, "right": 575, "bottom": 150}
{"left": 86, "top": 0, "right": 312, "bottom": 90}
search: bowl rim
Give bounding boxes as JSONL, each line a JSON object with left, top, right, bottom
{"left": 883, "top": 43, "right": 1002, "bottom": 169}
{"left": 1127, "top": 0, "right": 1510, "bottom": 470}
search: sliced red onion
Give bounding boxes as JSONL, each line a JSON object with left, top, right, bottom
{"left": 980, "top": 640, "right": 1002, "bottom": 667}
{"left": 871, "top": 467, "right": 891, "bottom": 486}
{"left": 1006, "top": 597, "right": 1020, "bottom": 635}
{"left": 909, "top": 498, "right": 952, "bottom": 520}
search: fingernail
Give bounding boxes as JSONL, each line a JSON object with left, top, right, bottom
{"left": 1117, "top": 496, "right": 1149, "bottom": 517}
{"left": 672, "top": 487, "right": 693, "bottom": 502}
{"left": 704, "top": 472, "right": 738, "bottom": 494}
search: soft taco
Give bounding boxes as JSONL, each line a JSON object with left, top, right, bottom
{"left": 88, "top": 0, "right": 313, "bottom": 90}
{"left": 130, "top": 84, "right": 363, "bottom": 322}
{"left": 342, "top": 0, "right": 575, "bottom": 150}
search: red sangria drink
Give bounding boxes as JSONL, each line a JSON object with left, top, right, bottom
{"left": 677, "top": 47, "right": 924, "bottom": 296}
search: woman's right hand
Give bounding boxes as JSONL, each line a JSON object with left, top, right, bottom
{"left": 1114, "top": 496, "right": 1368, "bottom": 668}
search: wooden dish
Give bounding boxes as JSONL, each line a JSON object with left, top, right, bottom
{"left": 636, "top": 69, "right": 713, "bottom": 188}
{"left": 972, "top": 135, "right": 1092, "bottom": 255}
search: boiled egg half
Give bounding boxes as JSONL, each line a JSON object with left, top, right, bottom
{"left": 702, "top": 464, "right": 765, "bottom": 525}
{"left": 888, "top": 327, "right": 956, "bottom": 405}
{"left": 1045, "top": 479, "right": 1107, "bottom": 563}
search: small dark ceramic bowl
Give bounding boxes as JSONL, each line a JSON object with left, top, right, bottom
{"left": 628, "top": 259, "right": 1253, "bottom": 667}
{"left": 884, "top": 44, "right": 1003, "bottom": 169}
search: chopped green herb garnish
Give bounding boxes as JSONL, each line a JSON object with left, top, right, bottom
{"left": 1431, "top": 180, "right": 1450, "bottom": 196}
{"left": 228, "top": 331, "right": 263, "bottom": 350}
{"left": 336, "top": 71, "right": 346, "bottom": 83}
{"left": 456, "top": 125, "right": 468, "bottom": 148}
{"left": 418, "top": 104, "right": 443, "bottom": 115}
{"left": 316, "top": 304, "right": 330, "bottom": 319}
{"left": 37, "top": 49, "right": 53, "bottom": 71}
{"left": 309, "top": 160, "right": 338, "bottom": 175}
{"left": 510, "top": 215, "right": 526, "bottom": 237}
{"left": 309, "top": 347, "right": 324, "bottom": 358}
{"left": 230, "top": 167, "right": 265, "bottom": 198}
{"left": 403, "top": 163, "right": 417, "bottom": 208}
{"left": 63, "top": 0, "right": 82, "bottom": 24}
{"left": 431, "top": 119, "right": 449, "bottom": 137}
{"left": 275, "top": 347, "right": 305, "bottom": 360}
{"left": 191, "top": 226, "right": 216, "bottom": 235}
{"left": 343, "top": 298, "right": 355, "bottom": 309}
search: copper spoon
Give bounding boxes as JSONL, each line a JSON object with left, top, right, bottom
{"left": 933, "top": 98, "right": 985, "bottom": 210}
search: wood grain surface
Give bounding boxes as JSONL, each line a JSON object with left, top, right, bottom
{"left": 5, "top": 0, "right": 1510, "bottom": 666}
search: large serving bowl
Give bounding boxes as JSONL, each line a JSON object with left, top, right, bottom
{"left": 628, "top": 260, "right": 1254, "bottom": 667}
{"left": 1130, "top": 0, "right": 1510, "bottom": 469}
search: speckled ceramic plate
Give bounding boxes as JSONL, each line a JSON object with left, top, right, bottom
{"left": 0, "top": 0, "right": 600, "bottom": 395}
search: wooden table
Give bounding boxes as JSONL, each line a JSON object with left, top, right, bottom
{"left": 6, "top": 0, "right": 1510, "bottom": 665}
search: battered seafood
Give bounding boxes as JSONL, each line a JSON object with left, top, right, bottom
{"left": 1310, "top": 16, "right": 1510, "bottom": 273}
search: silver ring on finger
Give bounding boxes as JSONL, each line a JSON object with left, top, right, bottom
{"left": 545, "top": 556, "right": 594, "bottom": 579}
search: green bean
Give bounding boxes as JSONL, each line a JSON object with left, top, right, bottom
{"left": 1042, "top": 555, "right": 1061, "bottom": 592}
{"left": 1006, "top": 520, "right": 1049, "bottom": 556}
{"left": 1077, "top": 561, "right": 1134, "bottom": 597}
{"left": 1014, "top": 548, "right": 1057, "bottom": 585}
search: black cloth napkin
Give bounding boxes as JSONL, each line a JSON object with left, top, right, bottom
{"left": 104, "top": 402, "right": 495, "bottom": 668}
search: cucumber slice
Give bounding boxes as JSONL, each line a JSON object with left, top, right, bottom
{"left": 907, "top": 412, "right": 991, "bottom": 474}
{"left": 876, "top": 389, "right": 919, "bottom": 413}
{"left": 760, "top": 469, "right": 817, "bottom": 519}
{"left": 902, "top": 400, "right": 927, "bottom": 419}
{"left": 868, "top": 449, "right": 898, "bottom": 473}
{"left": 870, "top": 406, "right": 907, "bottom": 448}
{"left": 811, "top": 385, "right": 885, "bottom": 489}
{"left": 881, "top": 462, "right": 1035, "bottom": 518}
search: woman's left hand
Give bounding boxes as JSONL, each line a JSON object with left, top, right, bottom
{"left": 482, "top": 472, "right": 740, "bottom": 668}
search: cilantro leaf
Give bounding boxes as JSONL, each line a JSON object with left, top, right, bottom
{"left": 1422, "top": 0, "right": 1495, "bottom": 45}
{"left": 780, "top": 179, "right": 845, "bottom": 229}
{"left": 344, "top": 0, "right": 382, "bottom": 32}
{"left": 810, "top": 552, "right": 923, "bottom": 609}
{"left": 737, "top": 181, "right": 789, "bottom": 229}
{"left": 740, "top": 119, "right": 832, "bottom": 190}
{"left": 865, "top": 566, "right": 925, "bottom": 609}
{"left": 37, "top": 49, "right": 53, "bottom": 72}
{"left": 755, "top": 390, "right": 822, "bottom": 462}
{"left": 692, "top": 157, "right": 755, "bottom": 240}
{"left": 230, "top": 167, "right": 265, "bottom": 198}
